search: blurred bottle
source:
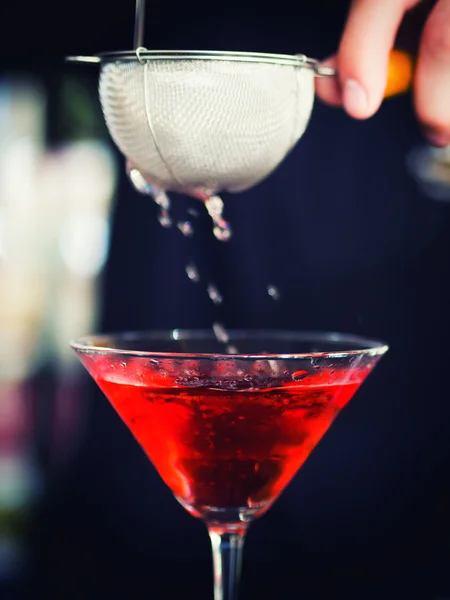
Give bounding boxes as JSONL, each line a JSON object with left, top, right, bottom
{"left": 0, "top": 73, "right": 118, "bottom": 590}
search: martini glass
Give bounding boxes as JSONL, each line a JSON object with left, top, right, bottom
{"left": 72, "top": 330, "right": 388, "bottom": 600}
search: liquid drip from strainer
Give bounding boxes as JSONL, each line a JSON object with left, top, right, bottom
{"left": 127, "top": 164, "right": 232, "bottom": 242}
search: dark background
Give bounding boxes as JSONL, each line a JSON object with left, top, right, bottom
{"left": 1, "top": 1, "right": 450, "bottom": 598}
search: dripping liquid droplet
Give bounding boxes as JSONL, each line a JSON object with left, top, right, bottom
{"left": 186, "top": 263, "right": 200, "bottom": 283}
{"left": 126, "top": 170, "right": 236, "bottom": 351}
{"left": 126, "top": 163, "right": 172, "bottom": 228}
{"left": 207, "top": 283, "right": 223, "bottom": 305}
{"left": 126, "top": 163, "right": 151, "bottom": 195}
{"left": 213, "top": 322, "right": 229, "bottom": 345}
{"left": 158, "top": 211, "right": 172, "bottom": 228}
{"left": 226, "top": 345, "right": 239, "bottom": 354}
{"left": 154, "top": 189, "right": 172, "bottom": 228}
{"left": 267, "top": 285, "right": 280, "bottom": 300}
{"left": 177, "top": 221, "right": 194, "bottom": 236}
{"left": 204, "top": 195, "right": 232, "bottom": 242}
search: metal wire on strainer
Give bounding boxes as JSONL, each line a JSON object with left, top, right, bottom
{"left": 68, "top": 0, "right": 335, "bottom": 200}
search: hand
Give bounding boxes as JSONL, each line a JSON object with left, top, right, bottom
{"left": 315, "top": 0, "right": 450, "bottom": 146}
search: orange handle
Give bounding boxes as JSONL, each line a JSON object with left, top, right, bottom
{"left": 385, "top": 49, "right": 414, "bottom": 98}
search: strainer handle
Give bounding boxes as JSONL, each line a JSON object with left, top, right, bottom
{"left": 134, "top": 0, "right": 145, "bottom": 49}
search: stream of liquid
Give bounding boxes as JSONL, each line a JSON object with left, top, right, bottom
{"left": 126, "top": 164, "right": 279, "bottom": 351}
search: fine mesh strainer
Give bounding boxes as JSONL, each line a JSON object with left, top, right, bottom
{"left": 68, "top": 1, "right": 335, "bottom": 198}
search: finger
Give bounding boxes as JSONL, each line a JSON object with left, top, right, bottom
{"left": 415, "top": 0, "right": 450, "bottom": 146}
{"left": 315, "top": 50, "right": 414, "bottom": 107}
{"left": 315, "top": 56, "right": 342, "bottom": 107}
{"left": 338, "top": 0, "right": 419, "bottom": 119}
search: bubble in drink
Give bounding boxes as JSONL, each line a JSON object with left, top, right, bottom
{"left": 292, "top": 370, "right": 308, "bottom": 381}
{"left": 267, "top": 285, "right": 280, "bottom": 300}
{"left": 186, "top": 263, "right": 200, "bottom": 282}
{"left": 207, "top": 284, "right": 223, "bottom": 305}
{"left": 213, "top": 322, "right": 229, "bottom": 344}
{"left": 177, "top": 221, "right": 194, "bottom": 236}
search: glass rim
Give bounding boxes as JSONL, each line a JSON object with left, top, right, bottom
{"left": 71, "top": 329, "right": 389, "bottom": 361}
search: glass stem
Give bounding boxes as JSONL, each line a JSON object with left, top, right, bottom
{"left": 208, "top": 526, "right": 247, "bottom": 600}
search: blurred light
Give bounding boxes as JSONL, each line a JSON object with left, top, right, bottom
{"left": 0, "top": 78, "right": 45, "bottom": 147}
{"left": 0, "top": 79, "right": 47, "bottom": 381}
{"left": 57, "top": 140, "right": 117, "bottom": 210}
{"left": 407, "top": 145, "right": 450, "bottom": 201}
{"left": 0, "top": 75, "right": 118, "bottom": 375}
{"left": 59, "top": 213, "right": 110, "bottom": 278}
{"left": 0, "top": 454, "right": 40, "bottom": 511}
{"left": 55, "top": 140, "right": 116, "bottom": 278}
{"left": 0, "top": 74, "right": 118, "bottom": 586}
{"left": 0, "top": 453, "right": 41, "bottom": 581}
{"left": 45, "top": 140, "right": 117, "bottom": 368}
{"left": 0, "top": 382, "right": 29, "bottom": 449}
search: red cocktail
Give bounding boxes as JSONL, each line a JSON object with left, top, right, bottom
{"left": 73, "top": 330, "right": 388, "bottom": 600}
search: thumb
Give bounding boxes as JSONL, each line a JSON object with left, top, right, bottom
{"left": 337, "top": 0, "right": 416, "bottom": 119}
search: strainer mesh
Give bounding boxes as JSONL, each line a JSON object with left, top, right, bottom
{"left": 99, "top": 58, "right": 314, "bottom": 193}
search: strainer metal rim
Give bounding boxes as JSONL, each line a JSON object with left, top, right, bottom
{"left": 66, "top": 49, "right": 336, "bottom": 76}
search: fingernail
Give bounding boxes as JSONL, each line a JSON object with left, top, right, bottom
{"left": 423, "top": 128, "right": 450, "bottom": 148}
{"left": 343, "top": 79, "right": 368, "bottom": 118}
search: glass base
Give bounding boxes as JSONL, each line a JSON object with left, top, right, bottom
{"left": 176, "top": 498, "right": 272, "bottom": 525}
